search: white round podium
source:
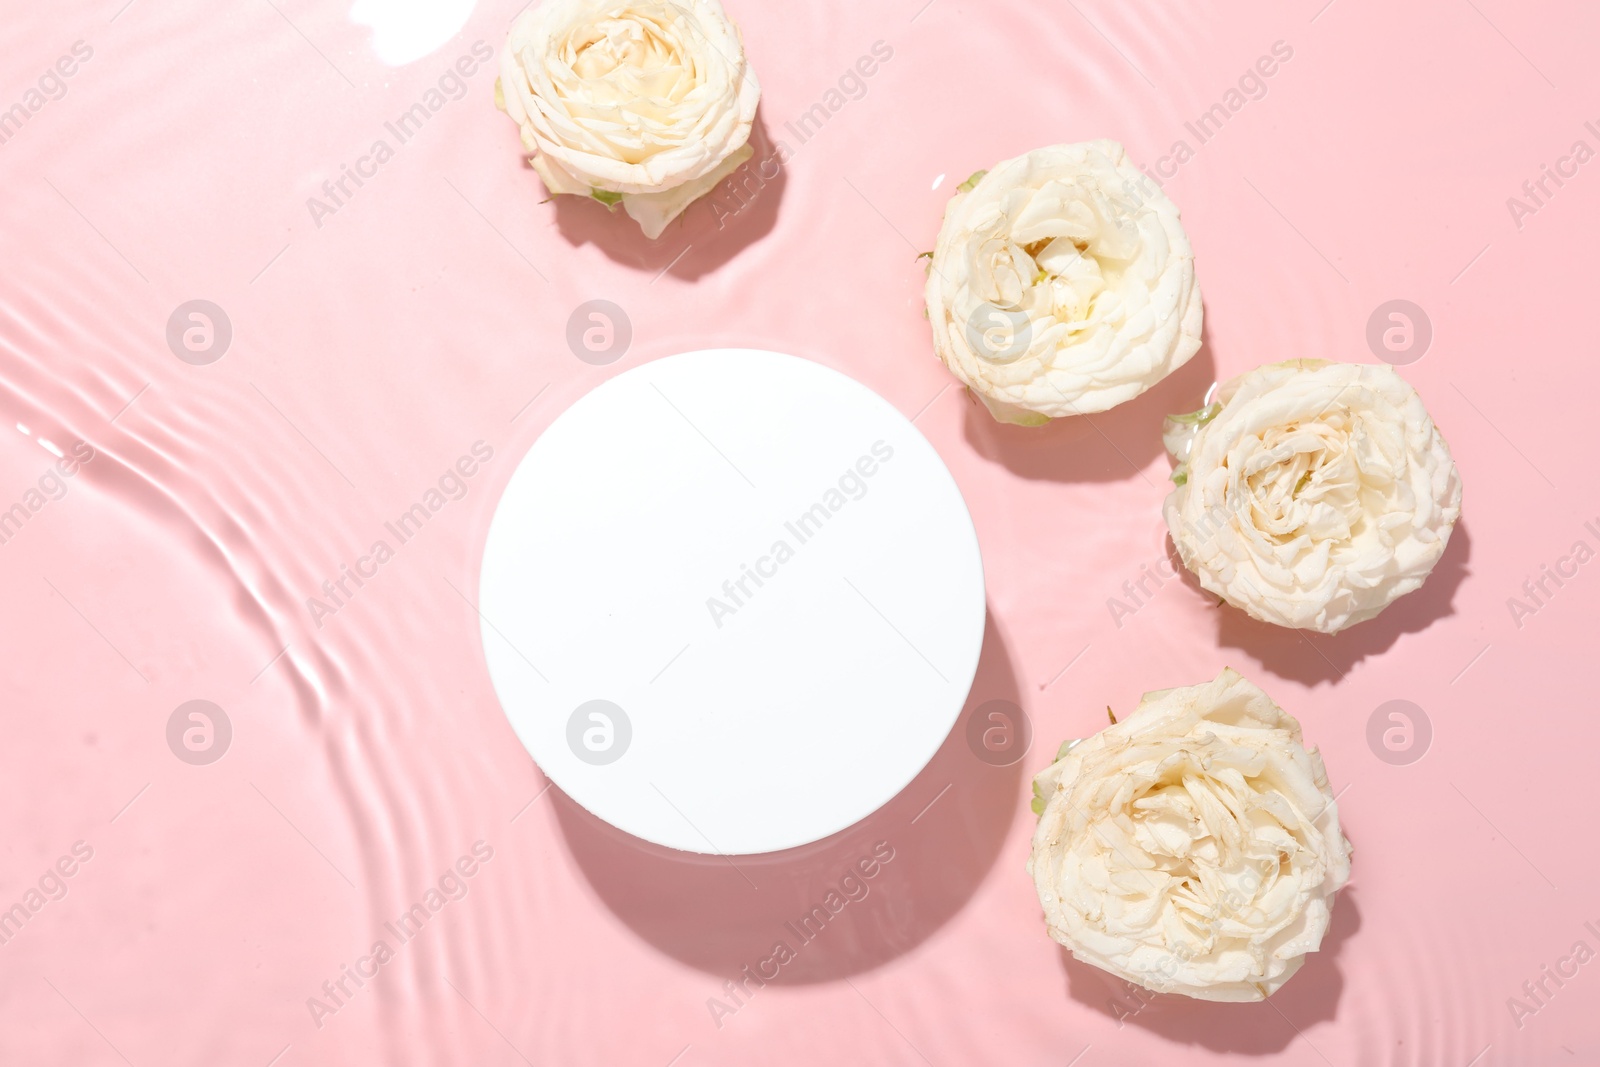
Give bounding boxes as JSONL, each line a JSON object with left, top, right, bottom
{"left": 479, "top": 350, "right": 985, "bottom": 854}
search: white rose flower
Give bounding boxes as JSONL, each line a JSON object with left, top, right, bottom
{"left": 923, "top": 141, "right": 1203, "bottom": 426}
{"left": 1163, "top": 359, "right": 1463, "bottom": 634}
{"left": 1028, "top": 669, "right": 1351, "bottom": 1002}
{"left": 498, "top": 0, "right": 760, "bottom": 239}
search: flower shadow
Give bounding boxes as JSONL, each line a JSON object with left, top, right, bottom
{"left": 549, "top": 110, "right": 786, "bottom": 282}
{"left": 548, "top": 606, "right": 1024, "bottom": 983}
{"left": 1059, "top": 888, "right": 1362, "bottom": 1055}
{"left": 1189, "top": 521, "right": 1473, "bottom": 687}
{"left": 960, "top": 320, "right": 1217, "bottom": 485}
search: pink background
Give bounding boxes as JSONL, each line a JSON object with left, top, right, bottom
{"left": 2, "top": 0, "right": 1596, "bottom": 1064}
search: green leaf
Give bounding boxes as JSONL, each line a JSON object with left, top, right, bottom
{"left": 1170, "top": 465, "right": 1188, "bottom": 487}
{"left": 956, "top": 170, "right": 988, "bottom": 193}
{"left": 590, "top": 189, "right": 623, "bottom": 207}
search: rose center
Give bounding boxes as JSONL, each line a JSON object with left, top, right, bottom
{"left": 564, "top": 14, "right": 694, "bottom": 113}
{"left": 971, "top": 179, "right": 1146, "bottom": 339}
{"left": 1240, "top": 419, "right": 1364, "bottom": 542}
{"left": 1115, "top": 766, "right": 1307, "bottom": 947}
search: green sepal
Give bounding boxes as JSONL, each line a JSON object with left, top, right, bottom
{"left": 1166, "top": 402, "right": 1221, "bottom": 426}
